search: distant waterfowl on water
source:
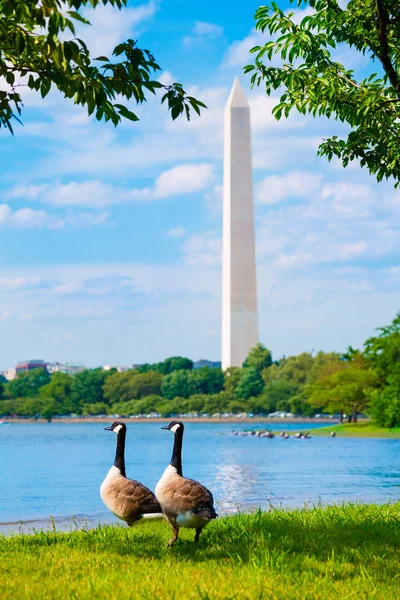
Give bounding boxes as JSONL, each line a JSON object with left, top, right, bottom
{"left": 100, "top": 422, "right": 162, "bottom": 526}
{"left": 155, "top": 421, "right": 218, "bottom": 546}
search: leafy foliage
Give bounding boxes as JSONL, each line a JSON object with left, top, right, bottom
{"left": 103, "top": 370, "right": 163, "bottom": 404}
{"left": 235, "top": 367, "right": 264, "bottom": 399}
{"left": 7, "top": 368, "right": 50, "bottom": 398}
{"left": 246, "top": 0, "right": 400, "bottom": 186}
{"left": 306, "top": 359, "right": 379, "bottom": 422}
{"left": 3, "top": 315, "right": 400, "bottom": 425}
{"left": 0, "top": 0, "right": 206, "bottom": 133}
{"left": 137, "top": 356, "right": 194, "bottom": 375}
{"left": 242, "top": 342, "right": 272, "bottom": 371}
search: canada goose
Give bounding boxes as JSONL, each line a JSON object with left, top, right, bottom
{"left": 155, "top": 420, "right": 218, "bottom": 546}
{"left": 100, "top": 421, "right": 162, "bottom": 526}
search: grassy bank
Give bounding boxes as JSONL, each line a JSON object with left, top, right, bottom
{"left": 2, "top": 504, "right": 400, "bottom": 599}
{"left": 311, "top": 422, "right": 400, "bottom": 438}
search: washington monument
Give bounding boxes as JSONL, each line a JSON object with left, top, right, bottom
{"left": 222, "top": 78, "right": 258, "bottom": 370}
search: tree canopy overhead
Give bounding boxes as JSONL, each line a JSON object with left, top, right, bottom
{"left": 0, "top": 0, "right": 205, "bottom": 133}
{"left": 246, "top": 0, "right": 400, "bottom": 186}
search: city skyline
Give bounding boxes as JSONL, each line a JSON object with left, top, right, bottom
{"left": 1, "top": 1, "right": 400, "bottom": 367}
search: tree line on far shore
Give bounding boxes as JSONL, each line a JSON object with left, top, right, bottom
{"left": 1, "top": 312, "right": 400, "bottom": 427}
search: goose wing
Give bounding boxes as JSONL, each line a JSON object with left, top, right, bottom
{"left": 170, "top": 477, "right": 217, "bottom": 517}
{"left": 117, "top": 479, "right": 162, "bottom": 514}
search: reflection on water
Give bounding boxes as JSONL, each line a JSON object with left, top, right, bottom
{"left": 1, "top": 422, "right": 400, "bottom": 533}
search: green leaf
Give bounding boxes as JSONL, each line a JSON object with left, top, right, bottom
{"left": 115, "top": 104, "right": 139, "bottom": 121}
{"left": 66, "top": 12, "right": 91, "bottom": 25}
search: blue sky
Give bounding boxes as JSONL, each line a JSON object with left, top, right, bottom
{"left": 0, "top": 0, "right": 399, "bottom": 370}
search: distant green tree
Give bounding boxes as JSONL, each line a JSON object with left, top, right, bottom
{"left": 0, "top": 376, "right": 5, "bottom": 399}
{"left": 128, "top": 371, "right": 163, "bottom": 399}
{"left": 223, "top": 367, "right": 244, "bottom": 397}
{"left": 188, "top": 367, "right": 224, "bottom": 395}
{"left": 7, "top": 368, "right": 50, "bottom": 398}
{"left": 261, "top": 379, "right": 298, "bottom": 414}
{"left": 260, "top": 352, "right": 340, "bottom": 415}
{"left": 40, "top": 398, "right": 59, "bottom": 423}
{"left": 81, "top": 402, "right": 110, "bottom": 416}
{"left": 40, "top": 372, "right": 75, "bottom": 413}
{"left": 307, "top": 361, "right": 378, "bottom": 422}
{"left": 235, "top": 368, "right": 265, "bottom": 400}
{"left": 161, "top": 370, "right": 191, "bottom": 399}
{"left": 103, "top": 370, "right": 134, "bottom": 404}
{"left": 364, "top": 312, "right": 400, "bottom": 381}
{"left": 243, "top": 343, "right": 272, "bottom": 371}
{"left": 112, "top": 394, "right": 165, "bottom": 416}
{"left": 369, "top": 383, "right": 400, "bottom": 428}
{"left": 138, "top": 357, "right": 193, "bottom": 375}
{"left": 104, "top": 370, "right": 163, "bottom": 403}
{"left": 71, "top": 368, "right": 110, "bottom": 408}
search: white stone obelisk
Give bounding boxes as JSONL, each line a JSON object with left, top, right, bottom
{"left": 222, "top": 78, "right": 258, "bottom": 370}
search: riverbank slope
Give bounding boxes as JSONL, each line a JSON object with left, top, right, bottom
{"left": 311, "top": 422, "right": 400, "bottom": 438}
{"left": 1, "top": 504, "right": 399, "bottom": 599}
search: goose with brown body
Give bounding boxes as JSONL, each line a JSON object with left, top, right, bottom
{"left": 100, "top": 422, "right": 162, "bottom": 526}
{"left": 155, "top": 420, "right": 218, "bottom": 546}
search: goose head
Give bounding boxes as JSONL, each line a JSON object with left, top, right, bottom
{"left": 104, "top": 421, "right": 126, "bottom": 435}
{"left": 161, "top": 420, "right": 184, "bottom": 434}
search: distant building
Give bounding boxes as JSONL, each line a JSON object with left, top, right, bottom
{"left": 1, "top": 368, "right": 16, "bottom": 381}
{"left": 16, "top": 359, "right": 48, "bottom": 375}
{"left": 103, "top": 365, "right": 130, "bottom": 373}
{"left": 193, "top": 360, "right": 222, "bottom": 370}
{"left": 47, "top": 362, "right": 86, "bottom": 376}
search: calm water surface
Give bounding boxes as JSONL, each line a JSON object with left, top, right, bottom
{"left": 1, "top": 422, "right": 400, "bottom": 532}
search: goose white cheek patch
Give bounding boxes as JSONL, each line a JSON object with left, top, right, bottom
{"left": 113, "top": 425, "right": 123, "bottom": 434}
{"left": 170, "top": 424, "right": 180, "bottom": 433}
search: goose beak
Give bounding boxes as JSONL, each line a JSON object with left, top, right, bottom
{"left": 104, "top": 426, "right": 112, "bottom": 431}
{"left": 161, "top": 425, "right": 169, "bottom": 430}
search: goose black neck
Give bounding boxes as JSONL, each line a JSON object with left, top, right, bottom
{"left": 170, "top": 427, "right": 183, "bottom": 476}
{"left": 114, "top": 428, "right": 126, "bottom": 477}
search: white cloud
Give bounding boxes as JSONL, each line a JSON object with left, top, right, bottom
{"left": 66, "top": 211, "right": 110, "bottom": 227}
{"left": 80, "top": 1, "right": 158, "bottom": 57}
{"left": 182, "top": 233, "right": 221, "bottom": 266}
{"left": 0, "top": 311, "right": 12, "bottom": 321}
{"left": 183, "top": 21, "right": 223, "bottom": 47}
{"left": 0, "top": 277, "right": 40, "bottom": 290}
{"left": 223, "top": 29, "right": 263, "bottom": 68}
{"left": 321, "top": 182, "right": 376, "bottom": 218}
{"left": 256, "top": 171, "right": 322, "bottom": 204}
{"left": 153, "top": 164, "right": 215, "bottom": 198}
{"left": 0, "top": 204, "right": 64, "bottom": 230}
{"left": 167, "top": 226, "right": 186, "bottom": 239}
{"left": 8, "top": 164, "right": 215, "bottom": 208}
{"left": 337, "top": 241, "right": 368, "bottom": 260}
{"left": 249, "top": 94, "right": 307, "bottom": 131}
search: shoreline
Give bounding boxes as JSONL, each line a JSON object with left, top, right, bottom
{"left": 3, "top": 417, "right": 339, "bottom": 425}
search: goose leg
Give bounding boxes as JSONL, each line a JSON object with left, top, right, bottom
{"left": 167, "top": 524, "right": 179, "bottom": 547}
{"left": 194, "top": 528, "right": 202, "bottom": 543}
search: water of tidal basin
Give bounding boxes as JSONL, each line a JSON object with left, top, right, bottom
{"left": 1, "top": 422, "right": 400, "bottom": 532}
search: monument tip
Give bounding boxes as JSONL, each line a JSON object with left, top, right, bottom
{"left": 226, "top": 77, "right": 249, "bottom": 108}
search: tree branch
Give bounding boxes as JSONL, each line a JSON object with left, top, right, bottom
{"left": 375, "top": 0, "right": 399, "bottom": 92}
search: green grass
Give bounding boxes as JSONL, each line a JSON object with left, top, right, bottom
{"left": 311, "top": 422, "right": 400, "bottom": 438}
{"left": 2, "top": 504, "right": 400, "bottom": 599}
